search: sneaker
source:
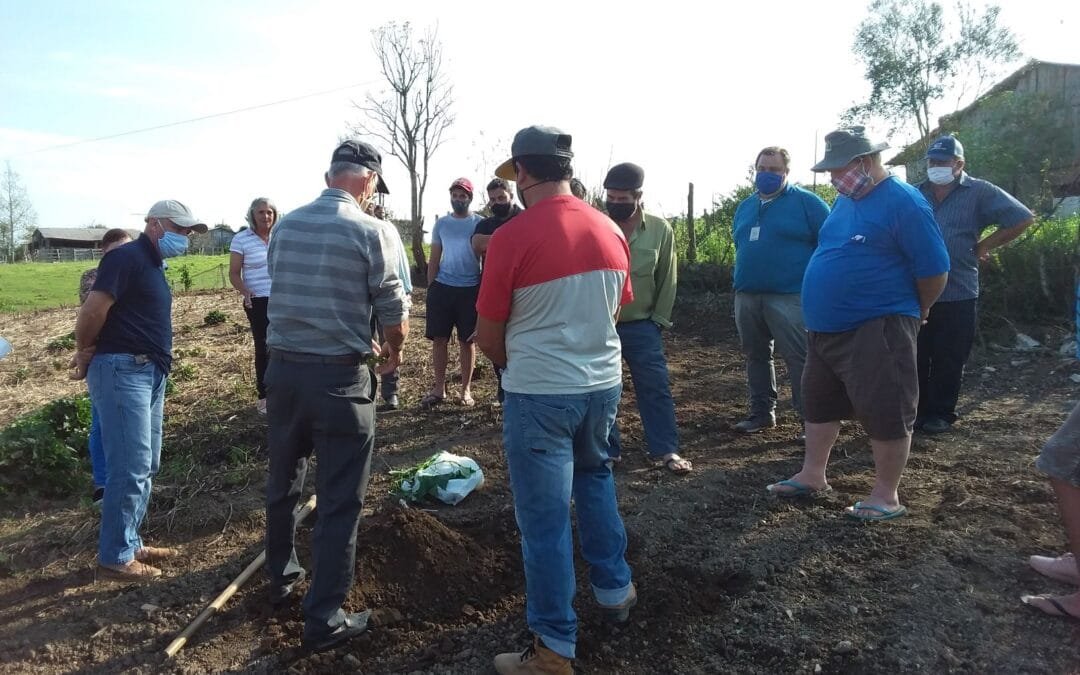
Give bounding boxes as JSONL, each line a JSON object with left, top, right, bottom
{"left": 91, "top": 487, "right": 105, "bottom": 507}
{"left": 732, "top": 416, "right": 776, "bottom": 434}
{"left": 494, "top": 637, "right": 573, "bottom": 675}
{"left": 921, "top": 417, "right": 952, "bottom": 434}
{"left": 598, "top": 582, "right": 637, "bottom": 623}
{"left": 269, "top": 568, "right": 306, "bottom": 607}
{"left": 301, "top": 610, "right": 372, "bottom": 653}
{"left": 256, "top": 399, "right": 267, "bottom": 415}
{"left": 98, "top": 560, "right": 162, "bottom": 582}
{"left": 378, "top": 395, "right": 400, "bottom": 411}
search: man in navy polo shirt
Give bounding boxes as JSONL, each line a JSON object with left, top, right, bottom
{"left": 916, "top": 135, "right": 1033, "bottom": 434}
{"left": 71, "top": 200, "right": 207, "bottom": 581}
{"left": 731, "top": 146, "right": 830, "bottom": 441}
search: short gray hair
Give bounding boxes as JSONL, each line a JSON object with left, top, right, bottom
{"left": 328, "top": 162, "right": 370, "bottom": 179}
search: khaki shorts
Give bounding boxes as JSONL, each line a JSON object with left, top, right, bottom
{"left": 802, "top": 315, "right": 920, "bottom": 441}
{"left": 1037, "top": 402, "right": 1080, "bottom": 487}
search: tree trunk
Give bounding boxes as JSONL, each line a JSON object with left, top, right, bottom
{"left": 411, "top": 218, "right": 427, "bottom": 285}
{"left": 687, "top": 182, "right": 696, "bottom": 264}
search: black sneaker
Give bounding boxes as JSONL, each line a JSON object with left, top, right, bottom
{"left": 378, "top": 395, "right": 400, "bottom": 412}
{"left": 732, "top": 416, "right": 776, "bottom": 434}
{"left": 91, "top": 487, "right": 105, "bottom": 507}
{"left": 301, "top": 610, "right": 372, "bottom": 652}
{"left": 921, "top": 417, "right": 952, "bottom": 434}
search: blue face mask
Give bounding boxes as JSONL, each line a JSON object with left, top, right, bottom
{"left": 159, "top": 230, "right": 189, "bottom": 258}
{"left": 755, "top": 171, "right": 785, "bottom": 195}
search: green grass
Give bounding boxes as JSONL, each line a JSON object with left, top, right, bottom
{"left": 0, "top": 254, "right": 232, "bottom": 312}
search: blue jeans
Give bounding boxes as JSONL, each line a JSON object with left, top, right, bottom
{"left": 88, "top": 402, "right": 107, "bottom": 488}
{"left": 503, "top": 385, "right": 634, "bottom": 659}
{"left": 609, "top": 320, "right": 679, "bottom": 459}
{"left": 87, "top": 353, "right": 165, "bottom": 565}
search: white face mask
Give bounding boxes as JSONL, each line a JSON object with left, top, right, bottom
{"left": 927, "top": 166, "right": 956, "bottom": 186}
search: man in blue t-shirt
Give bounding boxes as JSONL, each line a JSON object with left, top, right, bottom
{"left": 731, "top": 146, "right": 829, "bottom": 441}
{"left": 423, "top": 178, "right": 484, "bottom": 408}
{"left": 765, "top": 126, "right": 950, "bottom": 523}
{"left": 70, "top": 199, "right": 207, "bottom": 580}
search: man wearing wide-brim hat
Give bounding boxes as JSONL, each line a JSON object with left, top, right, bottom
{"left": 765, "top": 126, "right": 951, "bottom": 523}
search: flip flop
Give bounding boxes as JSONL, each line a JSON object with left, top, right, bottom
{"left": 845, "top": 502, "right": 908, "bottom": 522}
{"left": 766, "top": 479, "right": 832, "bottom": 497}
{"left": 1021, "top": 594, "right": 1080, "bottom": 622}
{"left": 459, "top": 395, "right": 475, "bottom": 407}
{"left": 657, "top": 454, "right": 692, "bottom": 475}
{"left": 420, "top": 393, "right": 444, "bottom": 409}
{"left": 1029, "top": 554, "right": 1080, "bottom": 585}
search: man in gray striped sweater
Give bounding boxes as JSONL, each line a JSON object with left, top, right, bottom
{"left": 264, "top": 139, "right": 409, "bottom": 652}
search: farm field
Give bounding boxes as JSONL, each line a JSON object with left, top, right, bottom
{"left": 0, "top": 288, "right": 1078, "bottom": 673}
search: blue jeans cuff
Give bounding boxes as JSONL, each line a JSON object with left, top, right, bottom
{"left": 593, "top": 580, "right": 634, "bottom": 607}
{"left": 536, "top": 633, "right": 575, "bottom": 660}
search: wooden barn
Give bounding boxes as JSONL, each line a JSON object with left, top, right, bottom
{"left": 29, "top": 228, "right": 141, "bottom": 262}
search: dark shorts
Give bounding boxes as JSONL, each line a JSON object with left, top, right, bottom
{"left": 425, "top": 281, "right": 478, "bottom": 341}
{"left": 1037, "top": 402, "right": 1080, "bottom": 487}
{"left": 802, "top": 315, "right": 920, "bottom": 441}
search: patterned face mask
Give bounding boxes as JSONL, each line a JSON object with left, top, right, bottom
{"left": 831, "top": 158, "right": 875, "bottom": 200}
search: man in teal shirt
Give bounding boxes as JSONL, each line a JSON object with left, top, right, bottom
{"left": 604, "top": 162, "right": 691, "bottom": 474}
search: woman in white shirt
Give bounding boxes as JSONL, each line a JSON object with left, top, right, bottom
{"left": 229, "top": 197, "right": 277, "bottom": 414}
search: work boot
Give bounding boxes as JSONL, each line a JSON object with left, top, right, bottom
{"left": 732, "top": 415, "right": 776, "bottom": 434}
{"left": 598, "top": 582, "right": 637, "bottom": 622}
{"left": 135, "top": 546, "right": 179, "bottom": 563}
{"left": 494, "top": 636, "right": 573, "bottom": 675}
{"left": 98, "top": 560, "right": 162, "bottom": 582}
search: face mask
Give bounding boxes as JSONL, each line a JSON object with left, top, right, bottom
{"left": 491, "top": 203, "right": 512, "bottom": 218}
{"left": 927, "top": 167, "right": 956, "bottom": 186}
{"left": 831, "top": 160, "right": 875, "bottom": 200}
{"left": 755, "top": 171, "right": 785, "bottom": 195}
{"left": 605, "top": 201, "right": 637, "bottom": 222}
{"left": 159, "top": 231, "right": 189, "bottom": 258}
{"left": 451, "top": 199, "right": 470, "bottom": 214}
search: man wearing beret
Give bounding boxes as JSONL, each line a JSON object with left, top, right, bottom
{"left": 766, "top": 126, "right": 949, "bottom": 522}
{"left": 264, "top": 139, "right": 408, "bottom": 651}
{"left": 915, "top": 135, "right": 1033, "bottom": 434}
{"left": 604, "top": 162, "right": 691, "bottom": 475}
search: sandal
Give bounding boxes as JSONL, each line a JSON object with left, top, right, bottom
{"left": 1021, "top": 594, "right": 1080, "bottom": 621}
{"left": 657, "top": 454, "right": 692, "bottom": 475}
{"left": 460, "top": 394, "right": 475, "bottom": 407}
{"left": 420, "top": 393, "right": 445, "bottom": 409}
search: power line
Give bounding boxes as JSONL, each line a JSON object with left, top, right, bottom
{"left": 11, "top": 80, "right": 378, "bottom": 157}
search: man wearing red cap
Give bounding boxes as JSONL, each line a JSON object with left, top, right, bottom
{"left": 424, "top": 178, "right": 484, "bottom": 407}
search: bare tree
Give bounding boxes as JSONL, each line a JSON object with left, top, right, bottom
{"left": 350, "top": 22, "right": 454, "bottom": 278}
{"left": 0, "top": 162, "right": 37, "bottom": 263}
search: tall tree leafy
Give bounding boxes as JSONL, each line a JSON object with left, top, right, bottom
{"left": 844, "top": 0, "right": 1020, "bottom": 143}
{"left": 350, "top": 22, "right": 454, "bottom": 277}
{"left": 0, "top": 162, "right": 37, "bottom": 263}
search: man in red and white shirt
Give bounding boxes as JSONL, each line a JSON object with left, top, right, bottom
{"left": 476, "top": 125, "right": 637, "bottom": 675}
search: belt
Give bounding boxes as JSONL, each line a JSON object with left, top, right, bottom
{"left": 270, "top": 350, "right": 368, "bottom": 365}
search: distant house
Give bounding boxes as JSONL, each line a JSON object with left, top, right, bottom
{"left": 190, "top": 224, "right": 236, "bottom": 254}
{"left": 29, "top": 227, "right": 141, "bottom": 262}
{"left": 888, "top": 60, "right": 1080, "bottom": 214}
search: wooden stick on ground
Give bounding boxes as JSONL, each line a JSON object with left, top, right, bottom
{"left": 164, "top": 494, "right": 317, "bottom": 659}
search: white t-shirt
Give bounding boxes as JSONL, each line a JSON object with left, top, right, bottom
{"left": 229, "top": 228, "right": 272, "bottom": 297}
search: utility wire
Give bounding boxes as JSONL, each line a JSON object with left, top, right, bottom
{"left": 12, "top": 80, "right": 378, "bottom": 157}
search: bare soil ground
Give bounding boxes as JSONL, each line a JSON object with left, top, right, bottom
{"left": 1, "top": 288, "right": 1080, "bottom": 674}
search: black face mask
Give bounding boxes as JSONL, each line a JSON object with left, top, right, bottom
{"left": 491, "top": 203, "right": 512, "bottom": 218}
{"left": 606, "top": 201, "right": 637, "bottom": 222}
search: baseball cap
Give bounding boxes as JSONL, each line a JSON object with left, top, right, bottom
{"left": 494, "top": 125, "right": 574, "bottom": 180}
{"left": 926, "top": 136, "right": 964, "bottom": 160}
{"left": 146, "top": 200, "right": 208, "bottom": 233}
{"left": 450, "top": 177, "right": 474, "bottom": 196}
{"left": 331, "top": 140, "right": 390, "bottom": 194}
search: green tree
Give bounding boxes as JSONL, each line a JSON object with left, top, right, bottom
{"left": 844, "top": 0, "right": 1020, "bottom": 144}
{"left": 0, "top": 162, "right": 37, "bottom": 263}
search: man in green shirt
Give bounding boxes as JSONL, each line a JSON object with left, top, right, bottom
{"left": 604, "top": 162, "right": 691, "bottom": 474}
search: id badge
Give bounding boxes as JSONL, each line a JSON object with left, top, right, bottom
{"left": 749, "top": 226, "right": 760, "bottom": 242}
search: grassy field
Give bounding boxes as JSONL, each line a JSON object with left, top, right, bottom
{"left": 0, "top": 254, "right": 232, "bottom": 313}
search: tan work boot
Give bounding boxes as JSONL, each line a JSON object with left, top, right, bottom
{"left": 98, "top": 560, "right": 162, "bottom": 582}
{"left": 598, "top": 582, "right": 637, "bottom": 623}
{"left": 494, "top": 636, "right": 573, "bottom": 675}
{"left": 135, "top": 546, "right": 179, "bottom": 563}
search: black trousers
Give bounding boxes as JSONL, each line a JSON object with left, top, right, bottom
{"left": 243, "top": 297, "right": 270, "bottom": 398}
{"left": 917, "top": 298, "right": 977, "bottom": 424}
{"left": 264, "top": 355, "right": 375, "bottom": 639}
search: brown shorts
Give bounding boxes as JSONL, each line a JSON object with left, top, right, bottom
{"left": 802, "top": 315, "right": 920, "bottom": 441}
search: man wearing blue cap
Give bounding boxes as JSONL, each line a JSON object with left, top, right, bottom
{"left": 916, "top": 135, "right": 1033, "bottom": 434}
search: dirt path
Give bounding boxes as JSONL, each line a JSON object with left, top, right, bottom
{"left": 1, "top": 289, "right": 1079, "bottom": 673}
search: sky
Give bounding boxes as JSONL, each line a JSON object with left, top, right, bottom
{"left": 1, "top": 0, "right": 1079, "bottom": 233}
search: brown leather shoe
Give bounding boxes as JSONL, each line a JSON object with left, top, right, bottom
{"left": 494, "top": 637, "right": 572, "bottom": 675}
{"left": 135, "top": 546, "right": 179, "bottom": 562}
{"left": 98, "top": 560, "right": 162, "bottom": 582}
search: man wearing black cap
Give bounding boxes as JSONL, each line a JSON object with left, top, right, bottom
{"left": 765, "top": 126, "right": 950, "bottom": 523}
{"left": 476, "top": 125, "right": 636, "bottom": 674}
{"left": 916, "top": 135, "right": 1033, "bottom": 434}
{"left": 263, "top": 139, "right": 408, "bottom": 651}
{"left": 603, "top": 162, "right": 691, "bottom": 475}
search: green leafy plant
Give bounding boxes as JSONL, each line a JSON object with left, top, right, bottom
{"left": 0, "top": 396, "right": 91, "bottom": 498}
{"left": 45, "top": 332, "right": 75, "bottom": 353}
{"left": 178, "top": 264, "right": 193, "bottom": 292}
{"left": 203, "top": 310, "right": 227, "bottom": 326}
{"left": 171, "top": 362, "right": 197, "bottom": 382}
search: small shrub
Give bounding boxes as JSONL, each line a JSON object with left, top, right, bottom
{"left": 0, "top": 396, "right": 91, "bottom": 498}
{"left": 172, "top": 363, "right": 197, "bottom": 382}
{"left": 11, "top": 368, "right": 28, "bottom": 385}
{"left": 165, "top": 378, "right": 177, "bottom": 397}
{"left": 203, "top": 310, "right": 227, "bottom": 326}
{"left": 178, "top": 265, "right": 193, "bottom": 292}
{"left": 45, "top": 332, "right": 75, "bottom": 353}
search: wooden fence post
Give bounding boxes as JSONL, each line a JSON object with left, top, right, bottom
{"left": 687, "top": 182, "right": 696, "bottom": 264}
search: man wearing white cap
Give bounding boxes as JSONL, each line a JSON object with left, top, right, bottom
{"left": 70, "top": 200, "right": 206, "bottom": 581}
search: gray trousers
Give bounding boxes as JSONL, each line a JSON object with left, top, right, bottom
{"left": 264, "top": 355, "right": 375, "bottom": 640}
{"left": 733, "top": 292, "right": 808, "bottom": 420}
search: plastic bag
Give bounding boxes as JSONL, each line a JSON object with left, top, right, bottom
{"left": 391, "top": 451, "right": 484, "bottom": 505}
